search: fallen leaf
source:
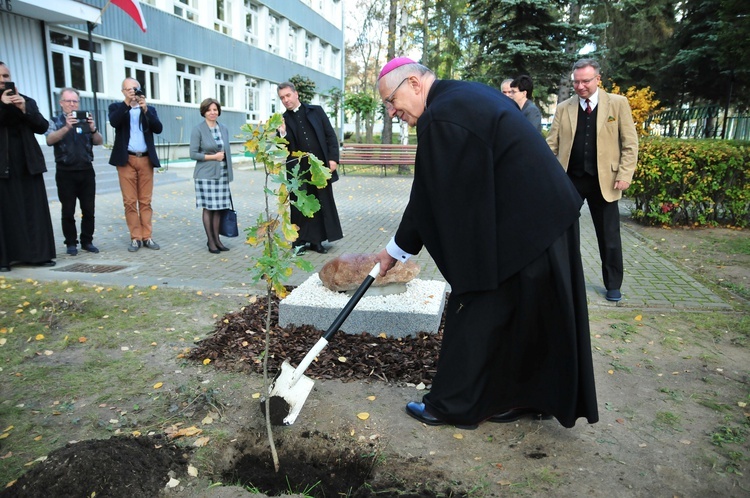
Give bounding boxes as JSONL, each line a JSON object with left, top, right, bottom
{"left": 616, "top": 418, "right": 624, "bottom": 424}
{"left": 202, "top": 416, "right": 213, "bottom": 425}
{"left": 78, "top": 337, "right": 87, "bottom": 343}
{"left": 607, "top": 370, "right": 614, "bottom": 375}
{"left": 153, "top": 382, "right": 164, "bottom": 389}
{"left": 453, "top": 433, "right": 464, "bottom": 439}
{"left": 166, "top": 477, "right": 180, "bottom": 488}
{"left": 0, "top": 434, "right": 8, "bottom": 440}
{"left": 416, "top": 382, "right": 426, "bottom": 390}
{"left": 35, "top": 334, "right": 44, "bottom": 341}
{"left": 338, "top": 356, "right": 347, "bottom": 363}
{"left": 188, "top": 465, "right": 198, "bottom": 477}
{"left": 252, "top": 392, "right": 261, "bottom": 399}
{"left": 738, "top": 401, "right": 747, "bottom": 408}
{"left": 33, "top": 435, "right": 42, "bottom": 441}
{"left": 634, "top": 315, "right": 642, "bottom": 321}
{"left": 639, "top": 443, "right": 647, "bottom": 447}
{"left": 367, "top": 396, "right": 376, "bottom": 401}
{"left": 357, "top": 412, "right": 370, "bottom": 420}
{"left": 498, "top": 479, "right": 512, "bottom": 486}
{"left": 0, "top": 452, "right": 11, "bottom": 459}
{"left": 203, "top": 358, "right": 211, "bottom": 365}
{"left": 193, "top": 436, "right": 210, "bottom": 447}
{"left": 680, "top": 439, "right": 691, "bottom": 445}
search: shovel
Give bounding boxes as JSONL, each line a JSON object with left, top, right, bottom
{"left": 264, "top": 262, "right": 381, "bottom": 426}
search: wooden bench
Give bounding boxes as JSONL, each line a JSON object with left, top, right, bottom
{"left": 339, "top": 143, "right": 416, "bottom": 176}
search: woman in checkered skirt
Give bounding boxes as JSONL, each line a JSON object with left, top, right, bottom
{"left": 189, "top": 98, "right": 234, "bottom": 253}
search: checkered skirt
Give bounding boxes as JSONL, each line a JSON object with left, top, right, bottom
{"left": 194, "top": 166, "right": 231, "bottom": 210}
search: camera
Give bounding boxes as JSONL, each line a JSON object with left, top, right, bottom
{"left": 75, "top": 111, "right": 91, "bottom": 123}
{"left": 134, "top": 88, "right": 145, "bottom": 98}
{"left": 3, "top": 82, "right": 15, "bottom": 95}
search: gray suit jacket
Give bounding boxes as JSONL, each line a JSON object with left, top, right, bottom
{"left": 546, "top": 89, "right": 639, "bottom": 202}
{"left": 189, "top": 120, "right": 233, "bottom": 181}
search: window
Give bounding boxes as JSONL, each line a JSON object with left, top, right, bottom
{"left": 49, "top": 29, "right": 103, "bottom": 93}
{"left": 318, "top": 42, "right": 326, "bottom": 71}
{"left": 124, "top": 49, "right": 160, "bottom": 100}
{"left": 244, "top": 1, "right": 258, "bottom": 45}
{"left": 288, "top": 26, "right": 299, "bottom": 61}
{"left": 267, "top": 14, "right": 280, "bottom": 54}
{"left": 215, "top": 71, "right": 234, "bottom": 107}
{"left": 176, "top": 62, "right": 201, "bottom": 104}
{"left": 214, "top": 0, "right": 232, "bottom": 35}
{"left": 305, "top": 36, "right": 313, "bottom": 66}
{"left": 173, "top": 0, "right": 198, "bottom": 22}
{"left": 245, "top": 78, "right": 259, "bottom": 122}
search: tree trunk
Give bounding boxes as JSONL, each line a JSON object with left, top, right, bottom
{"left": 557, "top": 1, "right": 581, "bottom": 103}
{"left": 381, "top": 0, "right": 398, "bottom": 145}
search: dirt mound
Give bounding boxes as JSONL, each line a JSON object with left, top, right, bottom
{"left": 0, "top": 436, "right": 188, "bottom": 498}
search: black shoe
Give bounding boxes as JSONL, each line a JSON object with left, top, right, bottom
{"left": 217, "top": 245, "right": 230, "bottom": 252}
{"left": 0, "top": 266, "right": 10, "bottom": 272}
{"left": 208, "top": 247, "right": 221, "bottom": 254}
{"left": 66, "top": 245, "right": 78, "bottom": 256}
{"left": 405, "top": 402, "right": 477, "bottom": 430}
{"left": 81, "top": 243, "right": 99, "bottom": 253}
{"left": 35, "top": 260, "right": 56, "bottom": 267}
{"left": 605, "top": 289, "right": 622, "bottom": 302}
{"left": 310, "top": 242, "right": 328, "bottom": 254}
{"left": 488, "top": 408, "right": 553, "bottom": 423}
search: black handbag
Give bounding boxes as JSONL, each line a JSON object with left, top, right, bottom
{"left": 219, "top": 196, "right": 238, "bottom": 238}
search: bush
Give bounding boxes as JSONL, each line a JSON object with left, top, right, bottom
{"left": 629, "top": 137, "right": 750, "bottom": 227}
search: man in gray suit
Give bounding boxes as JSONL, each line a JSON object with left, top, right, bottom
{"left": 546, "top": 59, "right": 639, "bottom": 302}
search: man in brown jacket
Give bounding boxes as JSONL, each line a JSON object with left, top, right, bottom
{"left": 547, "top": 58, "right": 639, "bottom": 302}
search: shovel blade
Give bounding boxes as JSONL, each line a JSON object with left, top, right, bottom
{"left": 265, "top": 360, "right": 315, "bottom": 425}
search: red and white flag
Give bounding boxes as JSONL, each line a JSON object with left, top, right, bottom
{"left": 111, "top": 0, "right": 148, "bottom": 32}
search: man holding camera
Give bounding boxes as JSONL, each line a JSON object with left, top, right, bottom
{"left": 46, "top": 88, "right": 103, "bottom": 256}
{"left": 109, "top": 77, "right": 163, "bottom": 252}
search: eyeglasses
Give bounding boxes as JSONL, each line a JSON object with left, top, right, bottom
{"left": 572, "top": 76, "right": 598, "bottom": 86}
{"left": 383, "top": 77, "right": 409, "bottom": 110}
{"left": 61, "top": 99, "right": 80, "bottom": 104}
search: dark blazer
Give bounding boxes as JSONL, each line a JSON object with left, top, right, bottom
{"left": 0, "top": 94, "right": 48, "bottom": 178}
{"left": 189, "top": 121, "right": 234, "bottom": 181}
{"left": 282, "top": 103, "right": 339, "bottom": 182}
{"left": 108, "top": 101, "right": 163, "bottom": 168}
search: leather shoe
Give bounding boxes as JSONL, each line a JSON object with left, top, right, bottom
{"left": 405, "top": 402, "right": 477, "bottom": 430}
{"left": 310, "top": 242, "right": 328, "bottom": 254}
{"left": 34, "top": 260, "right": 56, "bottom": 267}
{"left": 66, "top": 245, "right": 78, "bottom": 256}
{"left": 81, "top": 243, "right": 99, "bottom": 253}
{"left": 217, "top": 245, "right": 230, "bottom": 252}
{"left": 488, "top": 408, "right": 553, "bottom": 423}
{"left": 605, "top": 289, "right": 622, "bottom": 302}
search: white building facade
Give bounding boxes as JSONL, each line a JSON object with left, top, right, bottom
{"left": 1, "top": 0, "right": 344, "bottom": 147}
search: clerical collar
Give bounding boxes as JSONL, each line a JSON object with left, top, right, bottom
{"left": 292, "top": 105, "right": 301, "bottom": 113}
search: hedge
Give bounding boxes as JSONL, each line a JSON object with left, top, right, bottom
{"left": 628, "top": 137, "right": 750, "bottom": 227}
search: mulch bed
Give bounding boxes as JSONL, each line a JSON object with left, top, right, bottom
{"left": 188, "top": 293, "right": 448, "bottom": 386}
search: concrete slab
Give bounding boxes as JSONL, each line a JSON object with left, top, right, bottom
{"left": 279, "top": 273, "right": 447, "bottom": 338}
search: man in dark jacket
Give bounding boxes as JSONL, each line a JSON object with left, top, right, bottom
{"left": 0, "top": 62, "right": 56, "bottom": 271}
{"left": 375, "top": 58, "right": 598, "bottom": 429}
{"left": 277, "top": 81, "right": 342, "bottom": 254}
{"left": 46, "top": 87, "right": 103, "bottom": 255}
{"left": 109, "top": 77, "right": 163, "bottom": 252}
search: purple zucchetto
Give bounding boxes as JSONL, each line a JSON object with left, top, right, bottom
{"left": 378, "top": 57, "right": 417, "bottom": 79}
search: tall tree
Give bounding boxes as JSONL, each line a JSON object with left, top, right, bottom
{"left": 420, "top": 0, "right": 472, "bottom": 79}
{"left": 465, "top": 0, "right": 581, "bottom": 101}
{"left": 590, "top": 0, "right": 677, "bottom": 91}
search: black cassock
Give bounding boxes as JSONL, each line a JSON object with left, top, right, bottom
{"left": 282, "top": 104, "right": 343, "bottom": 245}
{"left": 394, "top": 80, "right": 598, "bottom": 428}
{"left": 0, "top": 96, "right": 56, "bottom": 268}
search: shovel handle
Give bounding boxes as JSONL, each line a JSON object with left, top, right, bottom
{"left": 321, "top": 262, "right": 380, "bottom": 341}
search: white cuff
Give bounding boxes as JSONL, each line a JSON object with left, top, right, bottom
{"left": 386, "top": 237, "right": 413, "bottom": 262}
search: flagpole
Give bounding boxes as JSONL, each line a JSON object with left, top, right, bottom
{"left": 94, "top": 0, "right": 114, "bottom": 25}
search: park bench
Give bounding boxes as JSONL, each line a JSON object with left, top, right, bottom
{"left": 339, "top": 143, "right": 417, "bottom": 176}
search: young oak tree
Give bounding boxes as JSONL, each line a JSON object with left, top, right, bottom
{"left": 241, "top": 113, "right": 330, "bottom": 471}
